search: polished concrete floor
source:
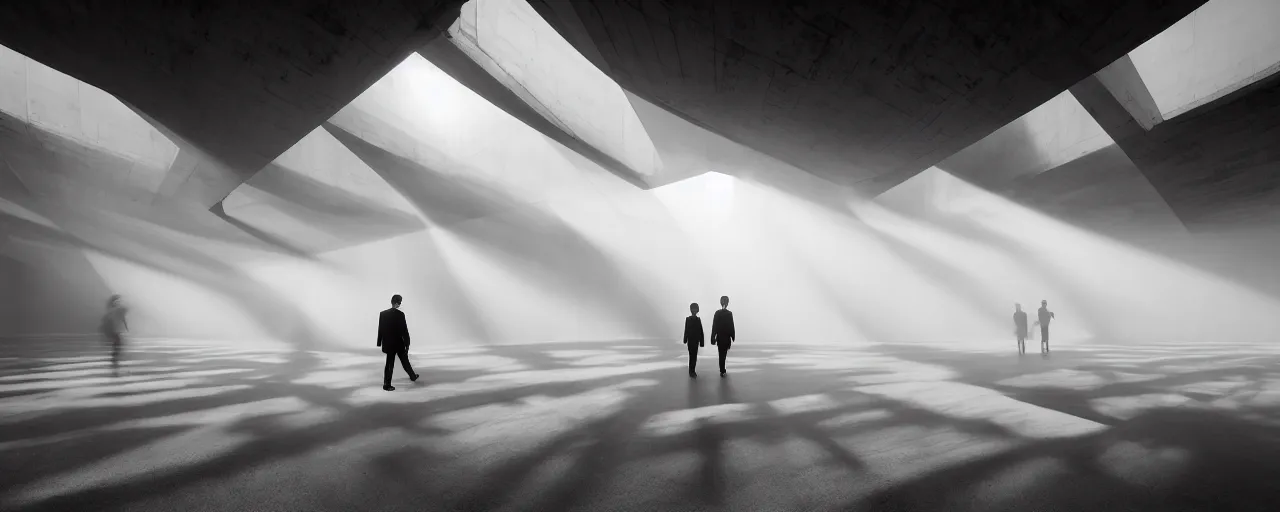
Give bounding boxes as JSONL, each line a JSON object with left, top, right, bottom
{"left": 3, "top": 337, "right": 1280, "bottom": 511}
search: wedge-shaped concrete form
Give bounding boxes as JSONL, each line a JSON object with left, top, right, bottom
{"left": 0, "top": 0, "right": 464, "bottom": 208}
{"left": 220, "top": 128, "right": 425, "bottom": 253}
{"left": 422, "top": 0, "right": 661, "bottom": 188}
{"left": 937, "top": 91, "right": 1115, "bottom": 190}
{"left": 530, "top": 0, "right": 1208, "bottom": 194}
{"left": 1072, "top": 68, "right": 1280, "bottom": 227}
{"left": 0, "top": 45, "right": 177, "bottom": 202}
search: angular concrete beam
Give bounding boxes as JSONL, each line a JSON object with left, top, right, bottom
{"left": 1069, "top": 74, "right": 1177, "bottom": 220}
{"left": 1094, "top": 55, "right": 1165, "bottom": 131}
{"left": 1072, "top": 69, "right": 1280, "bottom": 226}
{"left": 1070, "top": 76, "right": 1149, "bottom": 143}
{"left": 0, "top": 1, "right": 464, "bottom": 210}
{"left": 156, "top": 146, "right": 242, "bottom": 209}
{"left": 419, "top": 35, "right": 649, "bottom": 189}
{"left": 123, "top": 103, "right": 244, "bottom": 208}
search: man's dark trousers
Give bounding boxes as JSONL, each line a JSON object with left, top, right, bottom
{"left": 385, "top": 349, "right": 416, "bottom": 386}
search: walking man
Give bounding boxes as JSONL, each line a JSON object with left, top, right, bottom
{"left": 1036, "top": 300, "right": 1056, "bottom": 353}
{"left": 378, "top": 294, "right": 420, "bottom": 391}
{"left": 683, "top": 302, "right": 704, "bottom": 378}
{"left": 1013, "top": 303, "right": 1028, "bottom": 354}
{"left": 101, "top": 295, "right": 129, "bottom": 376}
{"left": 710, "top": 296, "right": 735, "bottom": 377}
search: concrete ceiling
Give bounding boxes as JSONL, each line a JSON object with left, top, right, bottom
{"left": 0, "top": 0, "right": 463, "bottom": 208}
{"left": 530, "top": 0, "right": 1208, "bottom": 194}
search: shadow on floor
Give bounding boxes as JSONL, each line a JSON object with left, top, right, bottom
{"left": 3, "top": 340, "right": 1279, "bottom": 511}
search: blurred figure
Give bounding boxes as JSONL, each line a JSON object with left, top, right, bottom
{"left": 378, "top": 294, "right": 420, "bottom": 391}
{"left": 683, "top": 303, "right": 704, "bottom": 378}
{"left": 710, "top": 296, "right": 735, "bottom": 377}
{"left": 100, "top": 294, "right": 129, "bottom": 375}
{"left": 1013, "top": 303, "right": 1028, "bottom": 354}
{"left": 1036, "top": 300, "right": 1056, "bottom": 353}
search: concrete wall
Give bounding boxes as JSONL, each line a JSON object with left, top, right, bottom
{"left": 0, "top": 44, "right": 177, "bottom": 195}
{"left": 0, "top": 234, "right": 108, "bottom": 336}
{"left": 0, "top": 186, "right": 299, "bottom": 345}
{"left": 878, "top": 168, "right": 1280, "bottom": 345}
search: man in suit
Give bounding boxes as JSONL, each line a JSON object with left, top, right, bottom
{"left": 378, "top": 294, "right": 420, "bottom": 391}
{"left": 710, "top": 295, "right": 735, "bottom": 377}
{"left": 683, "top": 302, "right": 704, "bottom": 378}
{"left": 1036, "top": 299, "right": 1056, "bottom": 353}
{"left": 1013, "top": 303, "right": 1028, "bottom": 354}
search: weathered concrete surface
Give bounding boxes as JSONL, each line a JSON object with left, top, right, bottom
{"left": 0, "top": 0, "right": 464, "bottom": 208}
{"left": 1129, "top": 0, "right": 1280, "bottom": 120}
{"left": 440, "top": 0, "right": 662, "bottom": 188}
{"left": 531, "top": 0, "right": 1207, "bottom": 193}
{"left": 1095, "top": 56, "right": 1164, "bottom": 131}
{"left": 936, "top": 91, "right": 1113, "bottom": 191}
{"left": 419, "top": 35, "right": 650, "bottom": 189}
{"left": 1072, "top": 70, "right": 1280, "bottom": 227}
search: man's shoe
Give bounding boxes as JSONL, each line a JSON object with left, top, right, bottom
{"left": 690, "top": 372, "right": 697, "bottom": 378}
{"left": 410, "top": 373, "right": 420, "bottom": 382}
{"left": 720, "top": 370, "right": 727, "bottom": 377}
{"left": 383, "top": 385, "right": 395, "bottom": 391}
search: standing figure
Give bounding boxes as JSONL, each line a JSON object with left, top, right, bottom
{"left": 378, "top": 294, "right": 420, "bottom": 391}
{"left": 100, "top": 295, "right": 129, "bottom": 376}
{"left": 1013, "top": 303, "right": 1028, "bottom": 354}
{"left": 710, "top": 296, "right": 735, "bottom": 377}
{"left": 1036, "top": 300, "right": 1056, "bottom": 353}
{"left": 683, "top": 303, "right": 704, "bottom": 378}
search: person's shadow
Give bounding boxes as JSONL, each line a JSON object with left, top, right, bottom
{"left": 687, "top": 373, "right": 729, "bottom": 507}
{"left": 717, "top": 372, "right": 737, "bottom": 405}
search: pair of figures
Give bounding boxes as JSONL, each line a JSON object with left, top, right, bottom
{"left": 682, "top": 296, "right": 735, "bottom": 378}
{"left": 1013, "top": 300, "right": 1056, "bottom": 354}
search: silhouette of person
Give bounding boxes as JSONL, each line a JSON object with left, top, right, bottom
{"left": 710, "top": 296, "right": 735, "bottom": 376}
{"left": 1036, "top": 300, "right": 1056, "bottom": 353}
{"left": 100, "top": 295, "right": 128, "bottom": 376}
{"left": 683, "top": 302, "right": 704, "bottom": 378}
{"left": 1013, "top": 303, "right": 1028, "bottom": 354}
{"left": 378, "top": 294, "right": 419, "bottom": 391}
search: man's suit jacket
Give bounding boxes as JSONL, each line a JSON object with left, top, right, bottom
{"left": 711, "top": 309, "right": 735, "bottom": 348}
{"left": 1037, "top": 308, "right": 1055, "bottom": 327}
{"left": 683, "top": 315, "right": 704, "bottom": 348}
{"left": 378, "top": 308, "right": 410, "bottom": 354}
